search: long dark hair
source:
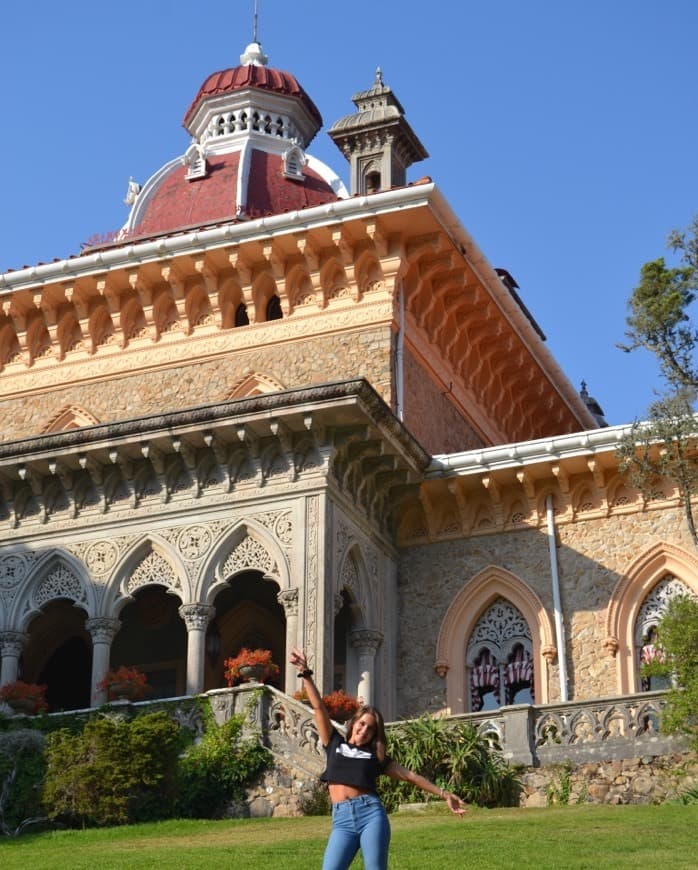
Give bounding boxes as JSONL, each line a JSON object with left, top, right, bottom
{"left": 345, "top": 704, "right": 387, "bottom": 762}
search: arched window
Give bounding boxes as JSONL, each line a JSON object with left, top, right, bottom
{"left": 634, "top": 574, "right": 694, "bottom": 691}
{"left": 235, "top": 303, "right": 250, "bottom": 327}
{"left": 266, "top": 296, "right": 282, "bottom": 321}
{"left": 365, "top": 171, "right": 381, "bottom": 194}
{"left": 466, "top": 598, "right": 533, "bottom": 711}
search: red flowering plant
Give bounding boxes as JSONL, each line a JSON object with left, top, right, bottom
{"left": 0, "top": 680, "right": 49, "bottom": 715}
{"left": 98, "top": 665, "right": 150, "bottom": 701}
{"left": 294, "top": 687, "right": 360, "bottom": 723}
{"left": 223, "top": 648, "right": 280, "bottom": 686}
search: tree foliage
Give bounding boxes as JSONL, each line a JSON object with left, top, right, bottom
{"left": 644, "top": 595, "right": 698, "bottom": 749}
{"left": 620, "top": 215, "right": 698, "bottom": 388}
{"left": 0, "top": 730, "right": 47, "bottom": 836}
{"left": 176, "top": 712, "right": 271, "bottom": 818}
{"left": 617, "top": 390, "right": 698, "bottom": 547}
{"left": 619, "top": 216, "right": 698, "bottom": 548}
{"left": 43, "top": 712, "right": 181, "bottom": 827}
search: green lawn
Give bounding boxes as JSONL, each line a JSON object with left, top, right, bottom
{"left": 0, "top": 803, "right": 696, "bottom": 869}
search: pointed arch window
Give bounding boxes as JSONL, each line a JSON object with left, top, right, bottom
{"left": 634, "top": 574, "right": 695, "bottom": 691}
{"left": 466, "top": 598, "right": 533, "bottom": 711}
{"left": 266, "top": 295, "right": 282, "bottom": 321}
{"left": 235, "top": 303, "right": 250, "bottom": 327}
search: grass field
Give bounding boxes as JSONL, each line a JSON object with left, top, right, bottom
{"left": 0, "top": 803, "right": 696, "bottom": 869}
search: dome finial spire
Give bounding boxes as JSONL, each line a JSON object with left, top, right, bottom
{"left": 240, "top": 0, "right": 268, "bottom": 66}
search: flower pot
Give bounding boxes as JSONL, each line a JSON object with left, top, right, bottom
{"left": 108, "top": 683, "right": 139, "bottom": 701}
{"left": 7, "top": 698, "right": 40, "bottom": 715}
{"left": 238, "top": 664, "right": 266, "bottom": 682}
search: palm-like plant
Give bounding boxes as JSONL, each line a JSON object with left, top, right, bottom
{"left": 378, "top": 715, "right": 520, "bottom": 811}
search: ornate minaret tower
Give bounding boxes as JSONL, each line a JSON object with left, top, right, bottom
{"left": 328, "top": 69, "right": 428, "bottom": 195}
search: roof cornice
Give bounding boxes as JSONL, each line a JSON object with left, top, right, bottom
{"left": 0, "top": 185, "right": 435, "bottom": 294}
{"left": 427, "top": 420, "right": 635, "bottom": 478}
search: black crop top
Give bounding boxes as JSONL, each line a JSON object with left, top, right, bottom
{"left": 321, "top": 729, "right": 391, "bottom": 791}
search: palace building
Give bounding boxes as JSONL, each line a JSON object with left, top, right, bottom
{"left": 0, "top": 40, "right": 696, "bottom": 721}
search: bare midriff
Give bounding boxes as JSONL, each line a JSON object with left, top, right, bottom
{"left": 328, "top": 782, "right": 373, "bottom": 803}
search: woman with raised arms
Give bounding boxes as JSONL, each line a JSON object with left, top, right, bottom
{"left": 290, "top": 647, "right": 466, "bottom": 870}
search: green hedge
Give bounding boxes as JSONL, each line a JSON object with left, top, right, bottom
{"left": 0, "top": 705, "right": 272, "bottom": 832}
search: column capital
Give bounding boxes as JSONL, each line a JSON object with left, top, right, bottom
{"left": 179, "top": 603, "right": 215, "bottom": 631}
{"left": 85, "top": 617, "right": 121, "bottom": 644}
{"left": 277, "top": 587, "right": 299, "bottom": 617}
{"left": 0, "top": 631, "right": 28, "bottom": 657}
{"left": 349, "top": 629, "right": 383, "bottom": 654}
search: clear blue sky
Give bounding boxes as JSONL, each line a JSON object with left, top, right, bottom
{"left": 2, "top": 1, "right": 697, "bottom": 427}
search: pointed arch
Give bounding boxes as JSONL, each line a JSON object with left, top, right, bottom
{"left": 226, "top": 371, "right": 285, "bottom": 400}
{"left": 435, "top": 565, "right": 555, "bottom": 714}
{"left": 337, "top": 542, "right": 371, "bottom": 629}
{"left": 41, "top": 405, "right": 101, "bottom": 434}
{"left": 606, "top": 541, "right": 698, "bottom": 693}
{"left": 199, "top": 519, "right": 290, "bottom": 603}
{"left": 103, "top": 534, "right": 189, "bottom": 617}
{"left": 14, "top": 550, "right": 95, "bottom": 631}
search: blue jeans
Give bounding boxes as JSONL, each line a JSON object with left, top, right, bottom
{"left": 322, "top": 793, "right": 391, "bottom": 870}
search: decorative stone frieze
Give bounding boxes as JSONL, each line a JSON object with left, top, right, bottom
{"left": 222, "top": 535, "right": 278, "bottom": 579}
{"left": 35, "top": 564, "right": 87, "bottom": 607}
{"left": 128, "top": 551, "right": 181, "bottom": 594}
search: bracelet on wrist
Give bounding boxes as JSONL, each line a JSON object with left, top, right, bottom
{"left": 298, "top": 669, "right": 313, "bottom": 679}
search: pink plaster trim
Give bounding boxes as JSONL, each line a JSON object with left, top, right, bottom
{"left": 435, "top": 565, "right": 554, "bottom": 713}
{"left": 606, "top": 541, "right": 698, "bottom": 693}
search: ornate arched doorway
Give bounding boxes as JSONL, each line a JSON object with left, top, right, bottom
{"left": 111, "top": 586, "right": 186, "bottom": 698}
{"left": 23, "top": 599, "right": 91, "bottom": 711}
{"left": 207, "top": 570, "right": 285, "bottom": 691}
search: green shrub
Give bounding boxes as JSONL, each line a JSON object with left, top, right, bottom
{"left": 378, "top": 715, "right": 520, "bottom": 812}
{"left": 0, "top": 729, "right": 47, "bottom": 835}
{"left": 43, "top": 711, "right": 181, "bottom": 827}
{"left": 645, "top": 596, "right": 698, "bottom": 749}
{"left": 176, "top": 713, "right": 271, "bottom": 818}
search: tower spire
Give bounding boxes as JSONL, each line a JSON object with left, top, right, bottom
{"left": 240, "top": 0, "right": 268, "bottom": 67}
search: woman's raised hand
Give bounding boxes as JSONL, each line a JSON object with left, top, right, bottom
{"left": 290, "top": 647, "right": 308, "bottom": 671}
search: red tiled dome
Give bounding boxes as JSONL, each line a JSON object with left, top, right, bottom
{"left": 183, "top": 64, "right": 323, "bottom": 129}
{"left": 131, "top": 150, "right": 339, "bottom": 238}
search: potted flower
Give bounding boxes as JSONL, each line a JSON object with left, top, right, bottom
{"left": 223, "top": 648, "right": 280, "bottom": 685}
{"left": 0, "top": 680, "right": 48, "bottom": 715}
{"left": 98, "top": 665, "right": 150, "bottom": 701}
{"left": 294, "top": 687, "right": 360, "bottom": 723}
{"left": 321, "top": 689, "right": 360, "bottom": 723}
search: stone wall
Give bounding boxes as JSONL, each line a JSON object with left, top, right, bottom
{"left": 396, "top": 505, "right": 691, "bottom": 717}
{"left": 402, "top": 346, "right": 485, "bottom": 455}
{"left": 521, "top": 752, "right": 698, "bottom": 807}
{"left": 0, "top": 326, "right": 393, "bottom": 441}
{"left": 238, "top": 750, "right": 698, "bottom": 816}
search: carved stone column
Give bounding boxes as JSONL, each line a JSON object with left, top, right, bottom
{"left": 278, "top": 588, "right": 299, "bottom": 691}
{"left": 179, "top": 603, "right": 215, "bottom": 696}
{"left": 350, "top": 629, "right": 383, "bottom": 706}
{"left": 85, "top": 618, "right": 121, "bottom": 706}
{"left": 0, "top": 631, "right": 28, "bottom": 687}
